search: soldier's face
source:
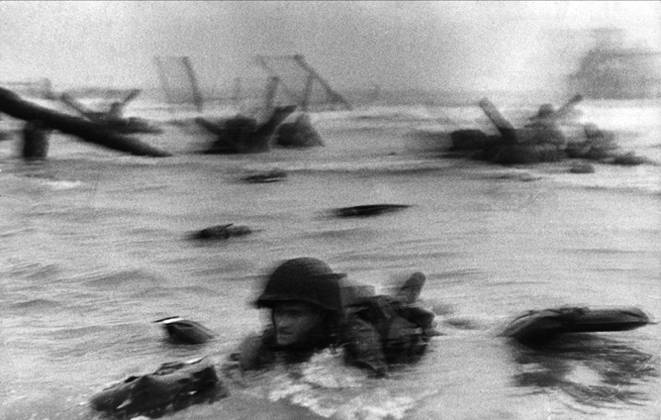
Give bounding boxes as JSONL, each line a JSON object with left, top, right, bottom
{"left": 272, "top": 302, "right": 323, "bottom": 347}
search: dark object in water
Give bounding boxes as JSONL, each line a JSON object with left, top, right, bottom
{"left": 274, "top": 113, "right": 323, "bottom": 148}
{"left": 242, "top": 169, "right": 287, "bottom": 183}
{"left": 569, "top": 162, "right": 595, "bottom": 174}
{"left": 0, "top": 87, "right": 170, "bottom": 157}
{"left": 395, "top": 272, "right": 426, "bottom": 304}
{"left": 90, "top": 357, "right": 226, "bottom": 418}
{"left": 610, "top": 152, "right": 649, "bottom": 166}
{"left": 197, "top": 105, "right": 297, "bottom": 154}
{"left": 469, "top": 97, "right": 581, "bottom": 165}
{"left": 332, "top": 204, "right": 411, "bottom": 218}
{"left": 486, "top": 143, "right": 565, "bottom": 165}
{"left": 449, "top": 129, "right": 492, "bottom": 151}
{"left": 501, "top": 306, "right": 651, "bottom": 346}
{"left": 154, "top": 316, "right": 215, "bottom": 344}
{"left": 103, "top": 117, "right": 163, "bottom": 135}
{"left": 189, "top": 223, "right": 253, "bottom": 240}
{"left": 565, "top": 123, "right": 619, "bottom": 160}
{"left": 21, "top": 120, "right": 50, "bottom": 160}
{"left": 60, "top": 91, "right": 162, "bottom": 134}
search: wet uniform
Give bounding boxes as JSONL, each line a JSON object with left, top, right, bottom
{"left": 227, "top": 258, "right": 437, "bottom": 378}
{"left": 231, "top": 293, "right": 436, "bottom": 377}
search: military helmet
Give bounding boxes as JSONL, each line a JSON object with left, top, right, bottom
{"left": 255, "top": 257, "right": 345, "bottom": 312}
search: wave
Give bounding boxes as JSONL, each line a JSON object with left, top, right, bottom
{"left": 246, "top": 350, "right": 421, "bottom": 419}
{"left": 5, "top": 262, "right": 62, "bottom": 280}
{"left": 10, "top": 298, "right": 63, "bottom": 311}
{"left": 82, "top": 269, "right": 162, "bottom": 288}
{"left": 130, "top": 285, "right": 221, "bottom": 299}
{"left": 280, "top": 158, "right": 458, "bottom": 175}
{"left": 261, "top": 156, "right": 661, "bottom": 196}
{"left": 42, "top": 179, "right": 84, "bottom": 190}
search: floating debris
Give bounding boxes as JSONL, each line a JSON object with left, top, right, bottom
{"left": 189, "top": 223, "right": 253, "bottom": 240}
{"left": 331, "top": 204, "right": 411, "bottom": 218}
{"left": 90, "top": 357, "right": 226, "bottom": 418}
{"left": 242, "top": 169, "right": 287, "bottom": 183}
{"left": 569, "top": 162, "right": 596, "bottom": 174}
{"left": 154, "top": 316, "right": 215, "bottom": 344}
{"left": 501, "top": 306, "right": 651, "bottom": 347}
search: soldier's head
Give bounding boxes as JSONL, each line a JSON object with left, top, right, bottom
{"left": 255, "top": 257, "right": 345, "bottom": 349}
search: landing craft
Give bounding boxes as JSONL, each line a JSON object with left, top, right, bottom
{"left": 568, "top": 27, "right": 661, "bottom": 99}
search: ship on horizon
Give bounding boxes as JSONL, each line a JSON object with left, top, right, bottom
{"left": 568, "top": 27, "right": 661, "bottom": 100}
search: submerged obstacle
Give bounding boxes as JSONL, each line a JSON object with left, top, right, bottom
{"left": 197, "top": 105, "right": 296, "bottom": 154}
{"left": 0, "top": 87, "right": 171, "bottom": 158}
{"left": 274, "top": 112, "right": 323, "bottom": 148}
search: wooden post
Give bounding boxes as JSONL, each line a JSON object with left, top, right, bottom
{"left": 21, "top": 120, "right": 49, "bottom": 160}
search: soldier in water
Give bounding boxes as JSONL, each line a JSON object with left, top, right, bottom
{"left": 224, "top": 257, "right": 437, "bottom": 378}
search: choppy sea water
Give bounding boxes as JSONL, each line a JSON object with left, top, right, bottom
{"left": 0, "top": 96, "right": 660, "bottom": 419}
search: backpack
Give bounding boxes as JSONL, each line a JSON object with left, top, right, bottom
{"left": 343, "top": 294, "right": 435, "bottom": 376}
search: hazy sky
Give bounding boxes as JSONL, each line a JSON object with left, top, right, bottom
{"left": 1, "top": 1, "right": 659, "bottom": 92}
